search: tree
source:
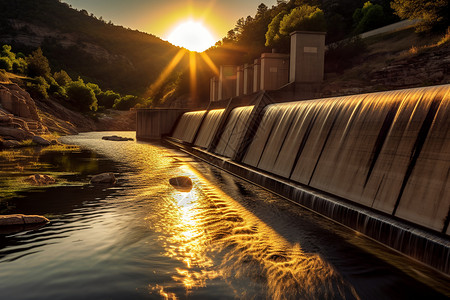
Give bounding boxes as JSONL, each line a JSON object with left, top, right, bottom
{"left": 26, "top": 48, "right": 51, "bottom": 78}
{"left": 265, "top": 11, "right": 288, "bottom": 47}
{"left": 66, "top": 79, "right": 98, "bottom": 112}
{"left": 256, "top": 3, "right": 268, "bottom": 18}
{"left": 53, "top": 70, "right": 72, "bottom": 86}
{"left": 97, "top": 90, "right": 120, "bottom": 109}
{"left": 353, "top": 2, "right": 386, "bottom": 34}
{"left": 279, "top": 5, "right": 327, "bottom": 35}
{"left": 0, "top": 57, "right": 12, "bottom": 71}
{"left": 1, "top": 45, "right": 15, "bottom": 61}
{"left": 113, "top": 95, "right": 139, "bottom": 110}
{"left": 391, "top": 0, "right": 449, "bottom": 32}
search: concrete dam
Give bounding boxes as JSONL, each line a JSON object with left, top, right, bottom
{"left": 137, "top": 84, "right": 450, "bottom": 275}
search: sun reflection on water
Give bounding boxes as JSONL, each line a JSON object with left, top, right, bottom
{"left": 146, "top": 164, "right": 360, "bottom": 299}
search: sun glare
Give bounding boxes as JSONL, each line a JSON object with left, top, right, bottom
{"left": 167, "top": 20, "right": 215, "bottom": 52}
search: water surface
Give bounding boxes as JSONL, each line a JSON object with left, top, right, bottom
{"left": 0, "top": 131, "right": 448, "bottom": 299}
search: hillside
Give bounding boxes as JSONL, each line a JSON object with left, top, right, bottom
{"left": 0, "top": 0, "right": 184, "bottom": 96}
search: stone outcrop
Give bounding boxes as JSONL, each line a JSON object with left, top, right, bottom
{"left": 0, "top": 83, "right": 40, "bottom": 121}
{"left": 369, "top": 46, "right": 450, "bottom": 89}
{"left": 90, "top": 173, "right": 116, "bottom": 184}
{"left": 0, "top": 84, "right": 51, "bottom": 147}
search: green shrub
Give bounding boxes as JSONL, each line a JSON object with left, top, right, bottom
{"left": 12, "top": 58, "right": 27, "bottom": 74}
{"left": 53, "top": 70, "right": 72, "bottom": 86}
{"left": 26, "top": 76, "right": 50, "bottom": 99}
{"left": 66, "top": 79, "right": 98, "bottom": 112}
{"left": 97, "top": 90, "right": 120, "bottom": 109}
{"left": 353, "top": 2, "right": 386, "bottom": 34}
{"left": 26, "top": 48, "right": 51, "bottom": 78}
{"left": 279, "top": 6, "right": 326, "bottom": 35}
{"left": 265, "top": 11, "right": 287, "bottom": 47}
{"left": 391, "top": 0, "right": 448, "bottom": 32}
{"left": 113, "top": 95, "right": 139, "bottom": 110}
{"left": 0, "top": 57, "right": 12, "bottom": 71}
{"left": 86, "top": 82, "right": 102, "bottom": 96}
{"left": 1, "top": 45, "right": 15, "bottom": 61}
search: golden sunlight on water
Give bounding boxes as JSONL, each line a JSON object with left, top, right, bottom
{"left": 145, "top": 164, "right": 360, "bottom": 299}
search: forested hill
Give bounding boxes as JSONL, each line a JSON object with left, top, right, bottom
{"left": 0, "top": 0, "right": 182, "bottom": 95}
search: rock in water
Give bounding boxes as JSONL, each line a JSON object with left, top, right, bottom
{"left": 169, "top": 176, "right": 193, "bottom": 192}
{"left": 102, "top": 135, "right": 134, "bottom": 141}
{"left": 32, "top": 135, "right": 51, "bottom": 146}
{"left": 0, "top": 214, "right": 49, "bottom": 226}
{"left": 90, "top": 173, "right": 116, "bottom": 184}
{"left": 25, "top": 174, "right": 56, "bottom": 185}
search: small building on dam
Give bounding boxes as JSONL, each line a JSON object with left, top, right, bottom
{"left": 136, "top": 31, "right": 450, "bottom": 275}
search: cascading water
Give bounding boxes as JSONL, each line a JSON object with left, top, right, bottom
{"left": 194, "top": 109, "right": 225, "bottom": 148}
{"left": 171, "top": 110, "right": 206, "bottom": 143}
{"left": 214, "top": 106, "right": 254, "bottom": 158}
{"left": 242, "top": 85, "right": 449, "bottom": 234}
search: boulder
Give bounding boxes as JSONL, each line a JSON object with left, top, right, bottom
{"left": 0, "top": 126, "right": 33, "bottom": 141}
{"left": 0, "top": 115, "right": 12, "bottom": 123}
{"left": 0, "top": 214, "right": 49, "bottom": 226}
{"left": 90, "top": 172, "right": 116, "bottom": 184}
{"left": 169, "top": 176, "right": 193, "bottom": 192}
{"left": 32, "top": 135, "right": 51, "bottom": 146}
{"left": 24, "top": 174, "right": 56, "bottom": 185}
{"left": 102, "top": 135, "right": 134, "bottom": 141}
{"left": 2, "top": 139, "right": 21, "bottom": 148}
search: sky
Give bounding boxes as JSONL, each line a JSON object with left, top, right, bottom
{"left": 63, "top": 0, "right": 278, "bottom": 43}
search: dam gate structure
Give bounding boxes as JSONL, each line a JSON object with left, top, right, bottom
{"left": 137, "top": 84, "right": 450, "bottom": 275}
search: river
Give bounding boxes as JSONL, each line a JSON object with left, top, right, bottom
{"left": 0, "top": 132, "right": 448, "bottom": 299}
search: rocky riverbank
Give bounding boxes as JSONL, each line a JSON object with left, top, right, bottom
{"left": 0, "top": 79, "right": 135, "bottom": 149}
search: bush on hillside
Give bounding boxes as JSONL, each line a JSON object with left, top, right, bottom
{"left": 66, "top": 79, "right": 98, "bottom": 112}
{"left": 0, "top": 57, "right": 12, "bottom": 71}
{"left": 53, "top": 70, "right": 72, "bottom": 86}
{"left": 391, "top": 0, "right": 448, "bottom": 32}
{"left": 353, "top": 2, "right": 386, "bottom": 34}
{"left": 26, "top": 76, "right": 50, "bottom": 99}
{"left": 279, "top": 6, "right": 327, "bottom": 35}
{"left": 26, "top": 48, "right": 51, "bottom": 78}
{"left": 97, "top": 90, "right": 121, "bottom": 109}
{"left": 113, "top": 95, "right": 139, "bottom": 110}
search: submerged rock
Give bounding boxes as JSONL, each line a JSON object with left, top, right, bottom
{"left": 102, "top": 135, "right": 134, "bottom": 141}
{"left": 0, "top": 214, "right": 49, "bottom": 226}
{"left": 169, "top": 176, "right": 193, "bottom": 192}
{"left": 32, "top": 135, "right": 51, "bottom": 146}
{"left": 1, "top": 138, "right": 21, "bottom": 148}
{"left": 24, "top": 174, "right": 56, "bottom": 185}
{"left": 90, "top": 172, "right": 116, "bottom": 184}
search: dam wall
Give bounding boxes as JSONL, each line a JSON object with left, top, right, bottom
{"left": 157, "top": 84, "right": 450, "bottom": 274}
{"left": 136, "top": 109, "right": 187, "bottom": 140}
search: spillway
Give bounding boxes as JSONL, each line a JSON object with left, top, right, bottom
{"left": 171, "top": 110, "right": 206, "bottom": 143}
{"left": 166, "top": 84, "right": 450, "bottom": 274}
{"left": 194, "top": 109, "right": 225, "bottom": 148}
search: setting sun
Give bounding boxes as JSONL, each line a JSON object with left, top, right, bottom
{"left": 167, "top": 20, "right": 215, "bottom": 52}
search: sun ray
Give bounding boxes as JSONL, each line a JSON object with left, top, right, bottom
{"left": 189, "top": 51, "right": 197, "bottom": 99}
{"left": 145, "top": 48, "right": 187, "bottom": 97}
{"left": 199, "top": 52, "right": 219, "bottom": 76}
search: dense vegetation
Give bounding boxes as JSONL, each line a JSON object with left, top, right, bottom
{"left": 0, "top": 0, "right": 183, "bottom": 98}
{"left": 0, "top": 45, "right": 151, "bottom": 112}
{"left": 0, "top": 0, "right": 448, "bottom": 109}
